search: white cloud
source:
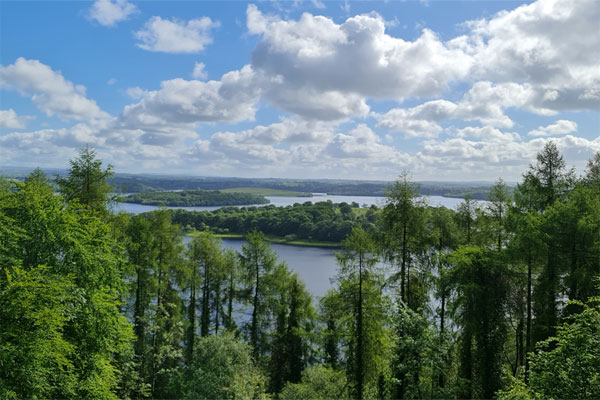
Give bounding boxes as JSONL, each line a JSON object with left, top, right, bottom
{"left": 528, "top": 119, "right": 578, "bottom": 137}
{"left": 0, "top": 109, "right": 34, "bottom": 129}
{"left": 244, "top": 0, "right": 599, "bottom": 122}
{"left": 88, "top": 0, "right": 137, "bottom": 27}
{"left": 185, "top": 120, "right": 410, "bottom": 177}
{"left": 135, "top": 16, "right": 220, "bottom": 53}
{"left": 107, "top": 78, "right": 117, "bottom": 85}
{"left": 375, "top": 81, "right": 561, "bottom": 138}
{"left": 0, "top": 58, "right": 109, "bottom": 121}
{"left": 120, "top": 65, "right": 260, "bottom": 130}
{"left": 249, "top": 5, "right": 471, "bottom": 94}
{"left": 415, "top": 129, "right": 599, "bottom": 180}
{"left": 192, "top": 62, "right": 208, "bottom": 80}
{"left": 125, "top": 86, "right": 147, "bottom": 99}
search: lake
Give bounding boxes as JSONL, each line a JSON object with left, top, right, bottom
{"left": 183, "top": 236, "right": 339, "bottom": 299}
{"left": 115, "top": 194, "right": 474, "bottom": 215}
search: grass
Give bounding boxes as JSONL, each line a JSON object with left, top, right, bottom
{"left": 184, "top": 230, "right": 340, "bottom": 248}
{"left": 220, "top": 187, "right": 312, "bottom": 197}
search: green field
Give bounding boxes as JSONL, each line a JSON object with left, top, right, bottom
{"left": 221, "top": 187, "right": 312, "bottom": 197}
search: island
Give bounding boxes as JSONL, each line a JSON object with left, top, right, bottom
{"left": 119, "top": 190, "right": 270, "bottom": 207}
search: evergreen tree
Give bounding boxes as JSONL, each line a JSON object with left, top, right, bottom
{"left": 240, "top": 230, "right": 277, "bottom": 361}
{"left": 56, "top": 146, "right": 114, "bottom": 214}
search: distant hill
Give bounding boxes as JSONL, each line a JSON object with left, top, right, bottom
{"left": 1, "top": 166, "right": 512, "bottom": 200}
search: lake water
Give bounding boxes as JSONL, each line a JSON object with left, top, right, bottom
{"left": 130, "top": 194, "right": 480, "bottom": 299}
{"left": 115, "top": 194, "right": 473, "bottom": 215}
{"left": 183, "top": 236, "right": 339, "bottom": 299}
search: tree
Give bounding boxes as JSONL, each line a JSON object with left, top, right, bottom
{"left": 336, "top": 226, "right": 384, "bottom": 399}
{"left": 485, "top": 178, "right": 512, "bottom": 251}
{"left": 584, "top": 152, "right": 600, "bottom": 189}
{"left": 1, "top": 168, "right": 133, "bottom": 399}
{"left": 269, "top": 270, "right": 315, "bottom": 393}
{"left": 280, "top": 366, "right": 347, "bottom": 400}
{"left": 240, "top": 230, "right": 277, "bottom": 360}
{"left": 124, "top": 214, "right": 156, "bottom": 386}
{"left": 456, "top": 194, "right": 478, "bottom": 245}
{"left": 183, "top": 333, "right": 266, "bottom": 400}
{"left": 56, "top": 146, "right": 114, "bottom": 214}
{"left": 449, "top": 247, "right": 509, "bottom": 399}
{"left": 383, "top": 171, "right": 425, "bottom": 307}
{"left": 148, "top": 210, "right": 184, "bottom": 399}
{"left": 498, "top": 295, "right": 600, "bottom": 400}
{"left": 0, "top": 266, "right": 77, "bottom": 399}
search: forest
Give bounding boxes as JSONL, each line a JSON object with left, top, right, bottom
{"left": 121, "top": 189, "right": 270, "bottom": 207}
{"left": 1, "top": 144, "right": 599, "bottom": 399}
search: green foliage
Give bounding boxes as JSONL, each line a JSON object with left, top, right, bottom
{"left": 499, "top": 296, "right": 600, "bottom": 400}
{"left": 171, "top": 200, "right": 376, "bottom": 243}
{"left": 0, "top": 266, "right": 77, "bottom": 399}
{"left": 183, "top": 333, "right": 266, "bottom": 400}
{"left": 449, "top": 246, "right": 509, "bottom": 399}
{"left": 280, "top": 366, "right": 347, "bottom": 400}
{"left": 56, "top": 146, "right": 114, "bottom": 214}
{"left": 123, "top": 189, "right": 269, "bottom": 206}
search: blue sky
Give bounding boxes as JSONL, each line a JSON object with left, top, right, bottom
{"left": 1, "top": 0, "right": 598, "bottom": 181}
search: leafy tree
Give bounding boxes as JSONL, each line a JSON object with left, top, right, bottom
{"left": 336, "top": 226, "right": 387, "bottom": 399}
{"left": 280, "top": 366, "right": 347, "bottom": 400}
{"left": 147, "top": 210, "right": 185, "bottom": 399}
{"left": 222, "top": 247, "right": 242, "bottom": 332}
{"left": 269, "top": 270, "right": 315, "bottom": 393}
{"left": 485, "top": 178, "right": 512, "bottom": 250}
{"left": 56, "top": 146, "right": 115, "bottom": 214}
{"left": 498, "top": 295, "right": 600, "bottom": 400}
{"left": 0, "top": 266, "right": 77, "bottom": 399}
{"left": 455, "top": 194, "right": 478, "bottom": 245}
{"left": 183, "top": 333, "right": 266, "bottom": 399}
{"left": 318, "top": 289, "right": 345, "bottom": 369}
{"left": 240, "top": 230, "right": 277, "bottom": 360}
{"left": 449, "top": 247, "right": 509, "bottom": 399}
{"left": 584, "top": 151, "right": 600, "bottom": 189}
{"left": 383, "top": 172, "right": 423, "bottom": 305}
{"left": 1, "top": 167, "right": 133, "bottom": 399}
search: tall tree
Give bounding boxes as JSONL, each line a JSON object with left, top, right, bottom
{"left": 148, "top": 209, "right": 184, "bottom": 399}
{"left": 485, "top": 178, "right": 512, "bottom": 251}
{"left": 383, "top": 171, "right": 424, "bottom": 306}
{"left": 449, "top": 247, "right": 509, "bottom": 399}
{"left": 56, "top": 146, "right": 114, "bottom": 214}
{"left": 240, "top": 230, "right": 277, "bottom": 361}
{"left": 336, "top": 226, "right": 383, "bottom": 399}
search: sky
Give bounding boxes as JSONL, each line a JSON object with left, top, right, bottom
{"left": 0, "top": 0, "right": 598, "bottom": 181}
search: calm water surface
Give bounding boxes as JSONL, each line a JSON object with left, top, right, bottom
{"left": 116, "top": 194, "right": 474, "bottom": 215}
{"left": 132, "top": 195, "right": 480, "bottom": 298}
{"left": 183, "top": 237, "right": 338, "bottom": 299}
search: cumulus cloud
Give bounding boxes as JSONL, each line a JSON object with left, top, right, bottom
{"left": 88, "top": 0, "right": 137, "bottom": 27}
{"left": 192, "top": 62, "right": 208, "bottom": 80}
{"left": 120, "top": 65, "right": 260, "bottom": 130}
{"left": 376, "top": 81, "right": 547, "bottom": 137}
{"left": 244, "top": 0, "right": 599, "bottom": 121}
{"left": 185, "top": 120, "right": 410, "bottom": 177}
{"left": 0, "top": 58, "right": 109, "bottom": 121}
{"left": 247, "top": 5, "right": 472, "bottom": 119}
{"left": 0, "top": 109, "right": 34, "bottom": 129}
{"left": 528, "top": 119, "right": 578, "bottom": 137}
{"left": 135, "top": 16, "right": 220, "bottom": 53}
{"left": 415, "top": 129, "right": 600, "bottom": 180}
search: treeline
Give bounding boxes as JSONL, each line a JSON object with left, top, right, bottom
{"left": 171, "top": 201, "right": 378, "bottom": 243}
{"left": 121, "top": 189, "right": 269, "bottom": 207}
{"left": 1, "top": 145, "right": 599, "bottom": 399}
{"left": 2, "top": 167, "right": 500, "bottom": 199}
